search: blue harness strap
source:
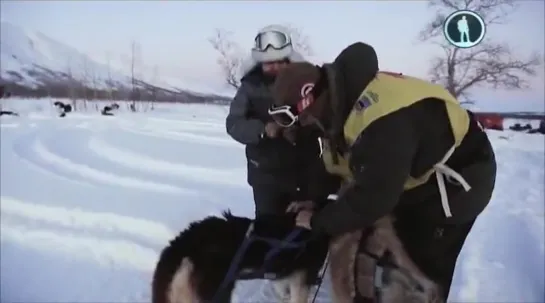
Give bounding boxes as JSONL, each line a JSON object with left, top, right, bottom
{"left": 212, "top": 224, "right": 307, "bottom": 302}
{"left": 255, "top": 227, "right": 304, "bottom": 274}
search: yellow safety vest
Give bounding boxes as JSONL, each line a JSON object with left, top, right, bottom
{"left": 322, "top": 72, "right": 470, "bottom": 193}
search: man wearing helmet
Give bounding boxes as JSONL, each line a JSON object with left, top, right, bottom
{"left": 225, "top": 25, "right": 337, "bottom": 220}
{"left": 268, "top": 42, "right": 497, "bottom": 301}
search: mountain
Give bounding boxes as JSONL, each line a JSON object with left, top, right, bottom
{"left": 0, "top": 22, "right": 231, "bottom": 103}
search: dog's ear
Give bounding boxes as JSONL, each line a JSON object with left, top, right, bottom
{"left": 221, "top": 209, "right": 233, "bottom": 220}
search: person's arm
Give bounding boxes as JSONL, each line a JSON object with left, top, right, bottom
{"left": 310, "top": 110, "right": 419, "bottom": 236}
{"left": 225, "top": 82, "right": 266, "bottom": 145}
{"left": 303, "top": 151, "right": 342, "bottom": 207}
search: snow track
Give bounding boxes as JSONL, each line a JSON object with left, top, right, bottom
{"left": 1, "top": 105, "right": 544, "bottom": 303}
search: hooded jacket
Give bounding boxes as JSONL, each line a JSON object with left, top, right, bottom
{"left": 308, "top": 43, "right": 496, "bottom": 236}
{"left": 225, "top": 52, "right": 338, "bottom": 197}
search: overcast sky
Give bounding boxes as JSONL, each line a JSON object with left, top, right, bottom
{"left": 1, "top": 1, "right": 543, "bottom": 110}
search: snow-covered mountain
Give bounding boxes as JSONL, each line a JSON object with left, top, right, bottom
{"left": 0, "top": 22, "right": 230, "bottom": 102}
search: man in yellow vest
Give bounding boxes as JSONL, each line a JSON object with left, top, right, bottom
{"left": 268, "top": 42, "right": 496, "bottom": 301}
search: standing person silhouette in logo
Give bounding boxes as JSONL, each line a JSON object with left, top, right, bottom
{"left": 457, "top": 16, "right": 470, "bottom": 43}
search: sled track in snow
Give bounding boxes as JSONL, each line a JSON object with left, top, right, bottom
{"left": 1, "top": 196, "right": 174, "bottom": 272}
{"left": 3, "top": 114, "right": 543, "bottom": 303}
{"left": 1, "top": 115, "right": 332, "bottom": 303}
{"left": 117, "top": 118, "right": 242, "bottom": 148}
{"left": 9, "top": 116, "right": 246, "bottom": 194}
{"left": 1, "top": 115, "right": 333, "bottom": 302}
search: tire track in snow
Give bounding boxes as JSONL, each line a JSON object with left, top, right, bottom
{"left": 1, "top": 196, "right": 175, "bottom": 247}
{"left": 87, "top": 136, "right": 246, "bottom": 187}
{"left": 30, "top": 138, "right": 196, "bottom": 195}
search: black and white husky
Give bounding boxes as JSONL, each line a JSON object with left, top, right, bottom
{"left": 152, "top": 211, "right": 329, "bottom": 303}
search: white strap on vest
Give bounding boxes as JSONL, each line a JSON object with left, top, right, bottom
{"left": 433, "top": 145, "right": 472, "bottom": 218}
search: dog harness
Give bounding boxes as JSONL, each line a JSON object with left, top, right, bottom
{"left": 212, "top": 224, "right": 308, "bottom": 302}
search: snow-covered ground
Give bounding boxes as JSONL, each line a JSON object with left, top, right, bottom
{"left": 1, "top": 99, "right": 544, "bottom": 303}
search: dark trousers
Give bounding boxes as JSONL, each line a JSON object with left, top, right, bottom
{"left": 252, "top": 184, "right": 304, "bottom": 217}
{"left": 393, "top": 214, "right": 475, "bottom": 300}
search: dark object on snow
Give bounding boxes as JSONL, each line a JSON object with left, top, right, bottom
{"left": 101, "top": 106, "right": 114, "bottom": 116}
{"left": 0, "top": 110, "right": 19, "bottom": 116}
{"left": 101, "top": 103, "right": 120, "bottom": 116}
{"left": 528, "top": 120, "right": 545, "bottom": 135}
{"left": 509, "top": 123, "right": 532, "bottom": 132}
{"left": 53, "top": 101, "right": 72, "bottom": 117}
{"left": 151, "top": 211, "right": 328, "bottom": 303}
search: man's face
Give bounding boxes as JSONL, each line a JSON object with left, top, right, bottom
{"left": 262, "top": 60, "right": 289, "bottom": 76}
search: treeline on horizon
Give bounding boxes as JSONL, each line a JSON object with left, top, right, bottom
{"left": 0, "top": 80, "right": 230, "bottom": 105}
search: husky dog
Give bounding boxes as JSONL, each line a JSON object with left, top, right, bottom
{"left": 152, "top": 211, "right": 328, "bottom": 303}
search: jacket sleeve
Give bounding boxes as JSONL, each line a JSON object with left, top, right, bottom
{"left": 304, "top": 155, "right": 342, "bottom": 206}
{"left": 310, "top": 110, "right": 419, "bottom": 236}
{"left": 225, "top": 82, "right": 266, "bottom": 145}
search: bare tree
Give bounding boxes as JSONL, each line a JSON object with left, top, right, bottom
{"left": 150, "top": 64, "right": 159, "bottom": 110}
{"left": 90, "top": 66, "right": 98, "bottom": 102}
{"left": 105, "top": 52, "right": 114, "bottom": 102}
{"left": 81, "top": 57, "right": 94, "bottom": 110}
{"left": 209, "top": 25, "right": 313, "bottom": 90}
{"left": 208, "top": 29, "right": 244, "bottom": 90}
{"left": 130, "top": 40, "right": 141, "bottom": 111}
{"left": 419, "top": 0, "right": 541, "bottom": 103}
{"left": 65, "top": 57, "right": 77, "bottom": 111}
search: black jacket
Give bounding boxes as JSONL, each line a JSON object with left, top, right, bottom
{"left": 226, "top": 69, "right": 338, "bottom": 198}
{"left": 310, "top": 43, "right": 497, "bottom": 236}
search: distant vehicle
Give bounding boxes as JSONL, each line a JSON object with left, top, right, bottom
{"left": 509, "top": 123, "right": 532, "bottom": 132}
{"left": 473, "top": 112, "right": 504, "bottom": 131}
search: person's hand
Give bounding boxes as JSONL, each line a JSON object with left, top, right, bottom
{"left": 264, "top": 122, "right": 281, "bottom": 138}
{"left": 295, "top": 210, "right": 313, "bottom": 230}
{"left": 282, "top": 127, "right": 297, "bottom": 145}
{"left": 286, "top": 200, "right": 316, "bottom": 213}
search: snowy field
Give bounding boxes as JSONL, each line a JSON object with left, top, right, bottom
{"left": 1, "top": 99, "right": 544, "bottom": 303}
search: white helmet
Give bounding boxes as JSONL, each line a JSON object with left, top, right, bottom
{"left": 251, "top": 24, "right": 294, "bottom": 63}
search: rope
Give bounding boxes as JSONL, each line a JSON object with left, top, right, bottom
{"left": 311, "top": 253, "right": 330, "bottom": 303}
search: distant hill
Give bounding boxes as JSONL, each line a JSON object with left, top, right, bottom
{"left": 0, "top": 22, "right": 231, "bottom": 104}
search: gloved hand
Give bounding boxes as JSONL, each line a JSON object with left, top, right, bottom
{"left": 286, "top": 200, "right": 316, "bottom": 213}
{"left": 263, "top": 122, "right": 281, "bottom": 138}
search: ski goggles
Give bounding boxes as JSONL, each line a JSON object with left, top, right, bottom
{"left": 253, "top": 31, "right": 291, "bottom": 52}
{"left": 268, "top": 90, "right": 314, "bottom": 127}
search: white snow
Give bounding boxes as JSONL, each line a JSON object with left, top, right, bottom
{"left": 1, "top": 99, "right": 544, "bottom": 303}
